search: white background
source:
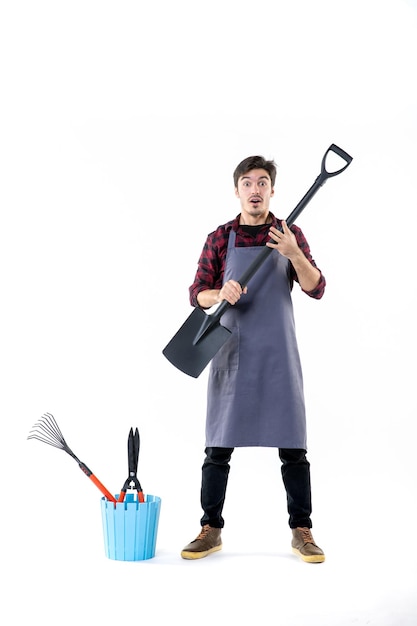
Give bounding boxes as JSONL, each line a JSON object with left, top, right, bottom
{"left": 1, "top": 1, "right": 417, "bottom": 624}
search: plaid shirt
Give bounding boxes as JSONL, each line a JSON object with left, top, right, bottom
{"left": 189, "top": 212, "right": 326, "bottom": 306}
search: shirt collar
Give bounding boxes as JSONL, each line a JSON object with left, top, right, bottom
{"left": 232, "top": 212, "right": 279, "bottom": 231}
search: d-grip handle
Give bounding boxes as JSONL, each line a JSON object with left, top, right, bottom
{"left": 321, "top": 144, "right": 353, "bottom": 178}
{"left": 284, "top": 143, "right": 352, "bottom": 229}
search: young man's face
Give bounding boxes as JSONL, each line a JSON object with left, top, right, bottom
{"left": 235, "top": 168, "right": 274, "bottom": 224}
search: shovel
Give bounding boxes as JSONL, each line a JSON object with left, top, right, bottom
{"left": 163, "top": 144, "right": 353, "bottom": 378}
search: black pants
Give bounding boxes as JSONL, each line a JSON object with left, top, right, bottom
{"left": 200, "top": 447, "right": 312, "bottom": 529}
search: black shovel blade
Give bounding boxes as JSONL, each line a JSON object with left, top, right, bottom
{"left": 162, "top": 307, "right": 232, "bottom": 378}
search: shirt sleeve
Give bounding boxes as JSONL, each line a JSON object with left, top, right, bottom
{"left": 189, "top": 227, "right": 228, "bottom": 307}
{"left": 290, "top": 225, "right": 326, "bottom": 299}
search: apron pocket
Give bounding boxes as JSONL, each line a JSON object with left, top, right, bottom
{"left": 211, "top": 326, "right": 240, "bottom": 371}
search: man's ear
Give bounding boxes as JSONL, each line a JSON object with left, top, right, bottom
{"left": 270, "top": 187, "right": 275, "bottom": 197}
{"left": 235, "top": 187, "right": 240, "bottom": 198}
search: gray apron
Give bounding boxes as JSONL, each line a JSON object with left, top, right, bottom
{"left": 205, "top": 229, "right": 307, "bottom": 449}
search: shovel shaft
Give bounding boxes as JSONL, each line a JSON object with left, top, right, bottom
{"left": 212, "top": 174, "right": 325, "bottom": 321}
{"left": 219, "top": 144, "right": 353, "bottom": 305}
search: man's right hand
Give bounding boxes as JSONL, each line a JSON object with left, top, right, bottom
{"left": 217, "top": 280, "right": 247, "bottom": 305}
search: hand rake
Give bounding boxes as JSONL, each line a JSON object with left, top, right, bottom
{"left": 28, "top": 412, "right": 117, "bottom": 503}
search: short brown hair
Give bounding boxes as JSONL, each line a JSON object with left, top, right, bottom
{"left": 233, "top": 155, "right": 277, "bottom": 188}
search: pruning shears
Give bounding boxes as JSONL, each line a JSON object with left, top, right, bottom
{"left": 117, "top": 427, "right": 145, "bottom": 503}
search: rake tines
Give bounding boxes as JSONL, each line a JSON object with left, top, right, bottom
{"left": 27, "top": 412, "right": 68, "bottom": 451}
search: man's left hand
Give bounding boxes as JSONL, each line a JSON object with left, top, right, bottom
{"left": 267, "top": 221, "right": 300, "bottom": 260}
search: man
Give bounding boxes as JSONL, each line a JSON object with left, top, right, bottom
{"left": 181, "top": 155, "right": 326, "bottom": 563}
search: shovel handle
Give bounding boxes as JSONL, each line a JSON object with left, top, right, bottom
{"left": 277, "top": 144, "right": 352, "bottom": 234}
{"left": 212, "top": 144, "right": 352, "bottom": 320}
{"left": 321, "top": 144, "right": 353, "bottom": 177}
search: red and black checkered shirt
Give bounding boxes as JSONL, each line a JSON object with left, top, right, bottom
{"left": 189, "top": 212, "right": 326, "bottom": 307}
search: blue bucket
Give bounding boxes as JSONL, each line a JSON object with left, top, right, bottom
{"left": 101, "top": 494, "right": 161, "bottom": 561}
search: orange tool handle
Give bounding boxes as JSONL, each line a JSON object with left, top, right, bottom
{"left": 117, "top": 490, "right": 144, "bottom": 503}
{"left": 78, "top": 461, "right": 116, "bottom": 503}
{"left": 89, "top": 474, "right": 117, "bottom": 503}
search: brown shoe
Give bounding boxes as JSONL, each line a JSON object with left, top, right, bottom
{"left": 291, "top": 527, "right": 325, "bottom": 563}
{"left": 181, "top": 525, "right": 222, "bottom": 560}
